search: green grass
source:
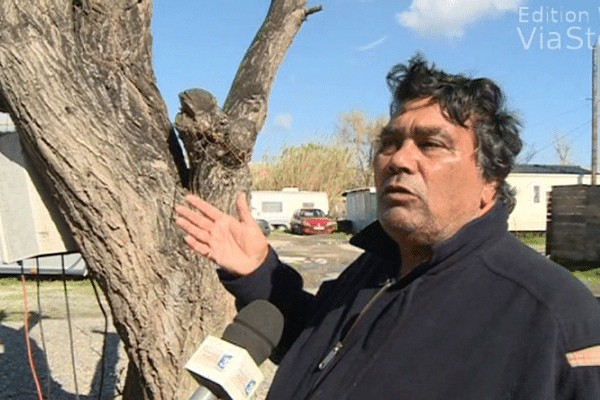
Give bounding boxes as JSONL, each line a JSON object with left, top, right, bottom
{"left": 269, "top": 229, "right": 294, "bottom": 237}
{"left": 514, "top": 232, "right": 546, "bottom": 248}
{"left": 326, "top": 231, "right": 352, "bottom": 238}
{"left": 0, "top": 276, "right": 98, "bottom": 322}
{"left": 269, "top": 229, "right": 352, "bottom": 238}
{"left": 573, "top": 269, "right": 600, "bottom": 283}
{"left": 0, "top": 276, "right": 93, "bottom": 292}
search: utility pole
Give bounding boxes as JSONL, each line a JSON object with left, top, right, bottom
{"left": 592, "top": 41, "right": 598, "bottom": 185}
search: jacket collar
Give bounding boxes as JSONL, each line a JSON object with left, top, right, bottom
{"left": 350, "top": 202, "right": 509, "bottom": 271}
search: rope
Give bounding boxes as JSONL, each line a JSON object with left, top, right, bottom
{"left": 20, "top": 262, "right": 44, "bottom": 400}
{"left": 35, "top": 258, "right": 52, "bottom": 399}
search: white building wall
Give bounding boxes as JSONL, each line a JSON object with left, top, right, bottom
{"left": 0, "top": 113, "right": 86, "bottom": 275}
{"left": 0, "top": 117, "right": 78, "bottom": 263}
{"left": 506, "top": 173, "right": 591, "bottom": 231}
{"left": 344, "top": 187, "right": 377, "bottom": 233}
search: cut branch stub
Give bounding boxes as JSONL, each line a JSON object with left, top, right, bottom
{"left": 175, "top": 88, "right": 252, "bottom": 168}
{"left": 175, "top": 88, "right": 253, "bottom": 197}
{"left": 306, "top": 4, "right": 324, "bottom": 17}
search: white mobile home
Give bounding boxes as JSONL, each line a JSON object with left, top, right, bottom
{"left": 343, "top": 187, "right": 377, "bottom": 233}
{"left": 250, "top": 189, "right": 329, "bottom": 230}
{"left": 0, "top": 113, "right": 86, "bottom": 275}
{"left": 506, "top": 164, "right": 591, "bottom": 231}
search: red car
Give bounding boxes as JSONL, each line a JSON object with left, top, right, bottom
{"left": 290, "top": 209, "right": 335, "bottom": 235}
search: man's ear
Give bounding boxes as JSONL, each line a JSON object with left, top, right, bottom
{"left": 480, "top": 180, "right": 498, "bottom": 210}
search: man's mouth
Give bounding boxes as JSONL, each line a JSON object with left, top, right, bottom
{"left": 383, "top": 185, "right": 415, "bottom": 196}
{"left": 380, "top": 183, "right": 421, "bottom": 204}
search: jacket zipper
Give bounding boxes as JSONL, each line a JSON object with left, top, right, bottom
{"left": 308, "top": 277, "right": 396, "bottom": 396}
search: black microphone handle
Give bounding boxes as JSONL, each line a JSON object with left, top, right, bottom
{"left": 186, "top": 300, "right": 284, "bottom": 400}
{"left": 189, "top": 385, "right": 218, "bottom": 400}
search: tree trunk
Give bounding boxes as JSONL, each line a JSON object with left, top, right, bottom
{"left": 0, "top": 0, "right": 320, "bottom": 398}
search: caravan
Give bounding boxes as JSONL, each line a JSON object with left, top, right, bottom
{"left": 250, "top": 189, "right": 329, "bottom": 231}
{"left": 0, "top": 113, "right": 86, "bottom": 275}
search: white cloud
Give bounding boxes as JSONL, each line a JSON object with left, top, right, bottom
{"left": 273, "top": 113, "right": 293, "bottom": 131}
{"left": 396, "top": 0, "right": 523, "bottom": 38}
{"left": 356, "top": 35, "right": 388, "bottom": 51}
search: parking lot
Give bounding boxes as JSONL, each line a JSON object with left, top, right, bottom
{"left": 267, "top": 231, "right": 364, "bottom": 289}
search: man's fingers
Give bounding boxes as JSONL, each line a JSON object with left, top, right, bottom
{"left": 184, "top": 194, "right": 223, "bottom": 222}
{"left": 175, "top": 216, "right": 211, "bottom": 244}
{"left": 236, "top": 192, "right": 254, "bottom": 224}
{"left": 184, "top": 235, "right": 212, "bottom": 259}
{"left": 175, "top": 204, "right": 216, "bottom": 232}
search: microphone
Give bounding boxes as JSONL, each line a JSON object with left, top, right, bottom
{"left": 186, "top": 300, "right": 284, "bottom": 400}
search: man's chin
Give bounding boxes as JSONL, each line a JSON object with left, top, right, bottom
{"left": 379, "top": 211, "right": 421, "bottom": 235}
{"left": 378, "top": 210, "right": 436, "bottom": 244}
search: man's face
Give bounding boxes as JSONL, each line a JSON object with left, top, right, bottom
{"left": 373, "top": 97, "right": 497, "bottom": 245}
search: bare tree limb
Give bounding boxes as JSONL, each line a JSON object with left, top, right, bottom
{"left": 306, "top": 4, "right": 324, "bottom": 17}
{"left": 223, "top": 0, "right": 321, "bottom": 139}
{"left": 553, "top": 133, "right": 574, "bottom": 166}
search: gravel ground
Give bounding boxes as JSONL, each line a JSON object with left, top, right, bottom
{"left": 0, "top": 285, "right": 283, "bottom": 400}
{"left": 0, "top": 233, "right": 358, "bottom": 400}
{"left": 0, "top": 288, "right": 128, "bottom": 399}
{"left": 0, "top": 318, "right": 127, "bottom": 399}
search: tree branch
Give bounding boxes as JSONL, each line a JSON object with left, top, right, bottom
{"left": 223, "top": 0, "right": 321, "bottom": 143}
{"left": 305, "top": 4, "right": 323, "bottom": 17}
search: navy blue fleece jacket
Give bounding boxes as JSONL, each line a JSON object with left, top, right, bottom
{"left": 219, "top": 203, "right": 600, "bottom": 399}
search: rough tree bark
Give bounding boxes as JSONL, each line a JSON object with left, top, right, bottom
{"left": 0, "top": 0, "right": 321, "bottom": 398}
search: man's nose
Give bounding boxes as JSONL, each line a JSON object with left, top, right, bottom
{"left": 387, "top": 140, "right": 418, "bottom": 174}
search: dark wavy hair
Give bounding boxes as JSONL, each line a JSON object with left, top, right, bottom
{"left": 385, "top": 53, "right": 523, "bottom": 212}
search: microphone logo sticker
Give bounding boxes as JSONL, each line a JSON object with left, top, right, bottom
{"left": 217, "top": 354, "right": 233, "bottom": 370}
{"left": 244, "top": 379, "right": 256, "bottom": 396}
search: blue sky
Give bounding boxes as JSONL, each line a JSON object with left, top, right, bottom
{"left": 151, "top": 0, "right": 599, "bottom": 168}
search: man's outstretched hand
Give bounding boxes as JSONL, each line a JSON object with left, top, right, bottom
{"left": 175, "top": 192, "right": 269, "bottom": 276}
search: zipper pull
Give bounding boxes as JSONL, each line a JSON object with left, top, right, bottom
{"left": 318, "top": 342, "right": 343, "bottom": 370}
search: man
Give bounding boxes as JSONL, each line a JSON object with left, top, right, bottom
{"left": 175, "top": 54, "right": 600, "bottom": 399}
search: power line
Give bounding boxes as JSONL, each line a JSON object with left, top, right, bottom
{"left": 525, "top": 119, "right": 592, "bottom": 160}
{"left": 524, "top": 104, "right": 588, "bottom": 130}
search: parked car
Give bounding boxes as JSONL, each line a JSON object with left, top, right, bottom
{"left": 250, "top": 189, "right": 329, "bottom": 231}
{"left": 290, "top": 209, "right": 335, "bottom": 235}
{"left": 257, "top": 219, "right": 271, "bottom": 236}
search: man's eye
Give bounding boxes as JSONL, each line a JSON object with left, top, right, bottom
{"left": 378, "top": 138, "right": 399, "bottom": 153}
{"left": 420, "top": 140, "right": 445, "bottom": 149}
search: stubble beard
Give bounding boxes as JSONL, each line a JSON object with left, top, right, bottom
{"left": 377, "top": 196, "right": 441, "bottom": 246}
